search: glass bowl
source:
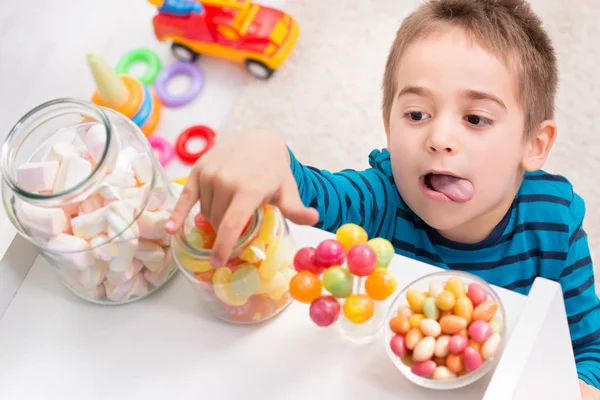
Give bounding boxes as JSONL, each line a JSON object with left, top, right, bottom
{"left": 383, "top": 270, "right": 507, "bottom": 390}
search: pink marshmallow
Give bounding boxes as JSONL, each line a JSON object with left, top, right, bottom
{"left": 106, "top": 200, "right": 139, "bottom": 242}
{"left": 138, "top": 209, "right": 169, "bottom": 240}
{"left": 53, "top": 156, "right": 92, "bottom": 194}
{"left": 17, "top": 202, "right": 68, "bottom": 238}
{"left": 71, "top": 282, "right": 106, "bottom": 300}
{"left": 90, "top": 233, "right": 120, "bottom": 261}
{"left": 47, "top": 233, "right": 95, "bottom": 270}
{"left": 16, "top": 161, "right": 59, "bottom": 193}
{"left": 83, "top": 124, "right": 108, "bottom": 163}
{"left": 104, "top": 271, "right": 147, "bottom": 302}
{"left": 106, "top": 258, "right": 144, "bottom": 285}
{"left": 74, "top": 262, "right": 109, "bottom": 289}
{"left": 71, "top": 206, "right": 107, "bottom": 239}
{"left": 78, "top": 193, "right": 104, "bottom": 215}
{"left": 108, "top": 239, "right": 138, "bottom": 272}
{"left": 134, "top": 240, "right": 165, "bottom": 264}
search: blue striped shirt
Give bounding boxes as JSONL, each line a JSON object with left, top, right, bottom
{"left": 290, "top": 147, "right": 600, "bottom": 387}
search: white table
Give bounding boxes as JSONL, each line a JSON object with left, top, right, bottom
{"left": 0, "top": 223, "right": 582, "bottom": 399}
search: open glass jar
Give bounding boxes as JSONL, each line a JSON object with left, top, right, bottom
{"left": 172, "top": 204, "right": 296, "bottom": 323}
{"left": 1, "top": 98, "right": 179, "bottom": 305}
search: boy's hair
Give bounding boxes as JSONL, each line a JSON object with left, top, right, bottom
{"left": 382, "top": 0, "right": 558, "bottom": 136}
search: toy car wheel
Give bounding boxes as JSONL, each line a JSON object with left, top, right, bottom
{"left": 171, "top": 43, "right": 200, "bottom": 63}
{"left": 245, "top": 60, "right": 275, "bottom": 80}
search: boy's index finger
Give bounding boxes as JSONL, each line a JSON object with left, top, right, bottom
{"left": 165, "top": 173, "right": 200, "bottom": 233}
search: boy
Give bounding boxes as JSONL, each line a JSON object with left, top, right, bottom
{"left": 165, "top": 0, "right": 600, "bottom": 396}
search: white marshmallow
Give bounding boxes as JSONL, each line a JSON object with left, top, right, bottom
{"left": 132, "top": 153, "right": 153, "bottom": 185}
{"left": 90, "top": 233, "right": 120, "bottom": 261}
{"left": 104, "top": 272, "right": 146, "bottom": 302}
{"left": 83, "top": 124, "right": 107, "bottom": 162}
{"left": 16, "top": 161, "right": 59, "bottom": 192}
{"left": 129, "top": 273, "right": 149, "bottom": 298}
{"left": 109, "top": 239, "right": 138, "bottom": 272}
{"left": 100, "top": 168, "right": 137, "bottom": 200}
{"left": 144, "top": 261, "right": 171, "bottom": 287}
{"left": 138, "top": 209, "right": 169, "bottom": 240}
{"left": 71, "top": 282, "right": 106, "bottom": 300}
{"left": 116, "top": 147, "right": 140, "bottom": 171}
{"left": 53, "top": 156, "right": 92, "bottom": 193}
{"left": 47, "top": 142, "right": 80, "bottom": 163}
{"left": 143, "top": 247, "right": 170, "bottom": 273}
{"left": 106, "top": 200, "right": 139, "bottom": 242}
{"left": 71, "top": 206, "right": 107, "bottom": 239}
{"left": 78, "top": 193, "right": 104, "bottom": 215}
{"left": 74, "top": 262, "right": 109, "bottom": 289}
{"left": 154, "top": 233, "right": 171, "bottom": 247}
{"left": 17, "top": 202, "right": 67, "bottom": 238}
{"left": 106, "top": 258, "right": 144, "bottom": 285}
{"left": 134, "top": 240, "right": 165, "bottom": 263}
{"left": 47, "top": 233, "right": 95, "bottom": 270}
{"left": 122, "top": 186, "right": 148, "bottom": 214}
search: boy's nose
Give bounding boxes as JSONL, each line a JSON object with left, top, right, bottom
{"left": 425, "top": 128, "right": 457, "bottom": 154}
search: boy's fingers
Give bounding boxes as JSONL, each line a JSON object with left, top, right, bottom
{"left": 165, "top": 175, "right": 200, "bottom": 234}
{"left": 210, "top": 192, "right": 261, "bottom": 266}
{"left": 277, "top": 173, "right": 320, "bottom": 226}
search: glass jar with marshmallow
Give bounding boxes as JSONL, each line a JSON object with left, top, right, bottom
{"left": 1, "top": 98, "right": 181, "bottom": 305}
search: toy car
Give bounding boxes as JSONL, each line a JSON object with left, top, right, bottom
{"left": 149, "top": 0, "right": 300, "bottom": 80}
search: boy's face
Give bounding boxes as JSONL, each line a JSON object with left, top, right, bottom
{"left": 385, "top": 27, "right": 535, "bottom": 242}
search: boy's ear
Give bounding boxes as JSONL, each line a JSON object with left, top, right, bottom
{"left": 521, "top": 120, "right": 557, "bottom": 171}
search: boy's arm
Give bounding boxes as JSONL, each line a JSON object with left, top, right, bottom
{"left": 288, "top": 148, "right": 396, "bottom": 238}
{"left": 559, "top": 194, "right": 600, "bottom": 389}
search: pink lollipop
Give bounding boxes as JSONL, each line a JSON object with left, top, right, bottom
{"left": 309, "top": 295, "right": 341, "bottom": 327}
{"left": 347, "top": 244, "right": 377, "bottom": 276}
{"left": 314, "top": 239, "right": 345, "bottom": 268}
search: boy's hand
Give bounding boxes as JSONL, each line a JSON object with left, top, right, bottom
{"left": 164, "top": 130, "right": 319, "bottom": 266}
{"left": 580, "top": 380, "right": 600, "bottom": 399}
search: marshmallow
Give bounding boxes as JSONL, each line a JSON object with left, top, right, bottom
{"left": 99, "top": 167, "right": 137, "bottom": 200}
{"left": 47, "top": 142, "right": 80, "bottom": 163}
{"left": 132, "top": 153, "right": 153, "bottom": 185}
{"left": 104, "top": 272, "right": 147, "bottom": 302}
{"left": 154, "top": 233, "right": 171, "bottom": 247}
{"left": 138, "top": 209, "right": 169, "bottom": 240}
{"left": 144, "top": 258, "right": 171, "bottom": 287}
{"left": 122, "top": 186, "right": 148, "bottom": 213}
{"left": 106, "top": 258, "right": 144, "bottom": 285}
{"left": 47, "top": 233, "right": 95, "bottom": 270}
{"left": 83, "top": 124, "right": 107, "bottom": 162}
{"left": 71, "top": 282, "right": 106, "bottom": 300}
{"left": 17, "top": 202, "right": 68, "bottom": 238}
{"left": 106, "top": 200, "right": 139, "bottom": 242}
{"left": 134, "top": 240, "right": 165, "bottom": 264}
{"left": 116, "top": 147, "right": 140, "bottom": 171}
{"left": 53, "top": 156, "right": 92, "bottom": 193}
{"left": 90, "top": 233, "right": 120, "bottom": 261}
{"left": 71, "top": 206, "right": 107, "bottom": 239}
{"left": 16, "top": 161, "right": 59, "bottom": 192}
{"left": 75, "top": 262, "right": 109, "bottom": 289}
{"left": 109, "top": 239, "right": 138, "bottom": 272}
{"left": 143, "top": 247, "right": 171, "bottom": 273}
{"left": 78, "top": 193, "right": 104, "bottom": 215}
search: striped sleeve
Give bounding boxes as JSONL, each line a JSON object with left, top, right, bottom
{"left": 558, "top": 193, "right": 600, "bottom": 388}
{"left": 288, "top": 148, "right": 396, "bottom": 238}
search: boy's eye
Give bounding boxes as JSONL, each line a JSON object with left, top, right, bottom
{"left": 465, "top": 114, "right": 493, "bottom": 126}
{"left": 405, "top": 111, "right": 431, "bottom": 121}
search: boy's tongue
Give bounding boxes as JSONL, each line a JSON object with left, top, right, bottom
{"left": 428, "top": 174, "right": 473, "bottom": 202}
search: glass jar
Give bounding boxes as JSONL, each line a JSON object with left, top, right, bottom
{"left": 1, "top": 98, "right": 180, "bottom": 305}
{"left": 172, "top": 204, "right": 296, "bottom": 323}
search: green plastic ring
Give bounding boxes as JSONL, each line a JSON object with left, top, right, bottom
{"left": 115, "top": 48, "right": 162, "bottom": 86}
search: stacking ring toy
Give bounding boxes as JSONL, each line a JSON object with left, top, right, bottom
{"left": 148, "top": 136, "right": 175, "bottom": 167}
{"left": 87, "top": 52, "right": 161, "bottom": 136}
{"left": 154, "top": 61, "right": 204, "bottom": 107}
{"left": 175, "top": 125, "right": 216, "bottom": 164}
{"left": 115, "top": 48, "right": 162, "bottom": 85}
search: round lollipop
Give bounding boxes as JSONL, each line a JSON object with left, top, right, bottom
{"left": 289, "top": 271, "right": 322, "bottom": 304}
{"left": 315, "top": 239, "right": 345, "bottom": 268}
{"left": 323, "top": 266, "right": 353, "bottom": 298}
{"left": 367, "top": 237, "right": 394, "bottom": 268}
{"left": 310, "top": 295, "right": 341, "bottom": 327}
{"left": 347, "top": 244, "right": 377, "bottom": 276}
{"left": 343, "top": 294, "right": 374, "bottom": 324}
{"left": 336, "top": 223, "right": 368, "bottom": 251}
{"left": 293, "top": 247, "right": 326, "bottom": 275}
{"left": 365, "top": 268, "right": 397, "bottom": 300}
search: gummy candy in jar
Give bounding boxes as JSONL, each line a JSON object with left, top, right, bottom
{"left": 0, "top": 98, "right": 180, "bottom": 304}
{"left": 172, "top": 204, "right": 296, "bottom": 323}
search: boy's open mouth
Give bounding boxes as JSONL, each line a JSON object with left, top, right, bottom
{"left": 422, "top": 172, "right": 474, "bottom": 202}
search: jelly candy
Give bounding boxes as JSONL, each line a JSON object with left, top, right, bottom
{"left": 213, "top": 267, "right": 248, "bottom": 306}
{"left": 364, "top": 268, "right": 397, "bottom": 300}
{"left": 309, "top": 295, "right": 340, "bottom": 327}
{"left": 346, "top": 244, "right": 377, "bottom": 276}
{"left": 335, "top": 223, "right": 368, "bottom": 251}
{"left": 342, "top": 294, "right": 374, "bottom": 324}
{"left": 322, "top": 266, "right": 353, "bottom": 298}
{"left": 230, "top": 264, "right": 260, "bottom": 298}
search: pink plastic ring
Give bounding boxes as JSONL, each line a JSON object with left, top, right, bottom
{"left": 148, "top": 136, "right": 175, "bottom": 167}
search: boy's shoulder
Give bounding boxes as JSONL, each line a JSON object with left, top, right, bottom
{"left": 518, "top": 170, "right": 586, "bottom": 229}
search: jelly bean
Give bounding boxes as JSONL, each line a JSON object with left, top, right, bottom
{"left": 364, "top": 268, "right": 397, "bottom": 300}
{"left": 322, "top": 266, "right": 353, "bottom": 298}
{"left": 434, "top": 357, "right": 447, "bottom": 366}
{"left": 423, "top": 297, "right": 440, "bottom": 320}
{"left": 440, "top": 310, "right": 452, "bottom": 318}
{"left": 315, "top": 239, "right": 346, "bottom": 268}
{"left": 346, "top": 244, "right": 377, "bottom": 276}
{"left": 454, "top": 296, "right": 474, "bottom": 323}
{"left": 473, "top": 299, "right": 498, "bottom": 321}
{"left": 433, "top": 366, "right": 456, "bottom": 380}
{"left": 469, "top": 320, "right": 493, "bottom": 343}
{"left": 463, "top": 346, "right": 483, "bottom": 372}
{"left": 439, "top": 315, "right": 467, "bottom": 334}
{"left": 434, "top": 335, "right": 451, "bottom": 358}
{"left": 406, "top": 289, "right": 426, "bottom": 313}
{"left": 390, "top": 334, "right": 407, "bottom": 358}
{"left": 336, "top": 223, "right": 368, "bottom": 251}
{"left": 367, "top": 237, "right": 394, "bottom": 268}
{"left": 389, "top": 314, "right": 411, "bottom": 335}
{"left": 289, "top": 271, "right": 322, "bottom": 304}
{"left": 469, "top": 339, "right": 482, "bottom": 354}
{"left": 446, "top": 353, "right": 464, "bottom": 373}
{"left": 213, "top": 267, "right": 248, "bottom": 306}
{"left": 397, "top": 305, "right": 413, "bottom": 319}
{"left": 230, "top": 264, "right": 260, "bottom": 298}
{"left": 467, "top": 282, "right": 487, "bottom": 307}
{"left": 481, "top": 333, "right": 501, "bottom": 360}
{"left": 405, "top": 328, "right": 424, "bottom": 350}
{"left": 420, "top": 318, "right": 441, "bottom": 337}
{"left": 448, "top": 334, "right": 469, "bottom": 354}
{"left": 445, "top": 276, "right": 466, "bottom": 298}
{"left": 401, "top": 355, "right": 414, "bottom": 368}
{"left": 413, "top": 336, "right": 436, "bottom": 362}
{"left": 411, "top": 360, "right": 436, "bottom": 378}
{"left": 428, "top": 280, "right": 445, "bottom": 297}
{"left": 239, "top": 238, "right": 267, "bottom": 264}
{"left": 293, "top": 247, "right": 318, "bottom": 273}
{"left": 436, "top": 290, "right": 456, "bottom": 311}
{"left": 309, "top": 295, "right": 340, "bottom": 327}
{"left": 258, "top": 206, "right": 278, "bottom": 243}
{"left": 409, "top": 313, "right": 426, "bottom": 329}
{"left": 490, "top": 315, "right": 504, "bottom": 334}
{"left": 343, "top": 294, "right": 374, "bottom": 324}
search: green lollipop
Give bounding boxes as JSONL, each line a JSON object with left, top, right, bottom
{"left": 367, "top": 238, "right": 394, "bottom": 268}
{"left": 323, "top": 266, "right": 353, "bottom": 298}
